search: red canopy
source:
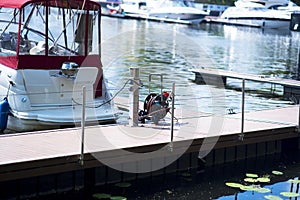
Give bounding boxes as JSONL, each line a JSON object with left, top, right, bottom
{"left": 0, "top": 0, "right": 30, "bottom": 8}
{"left": 0, "top": 0, "right": 101, "bottom": 9}
{"left": 0, "top": 0, "right": 102, "bottom": 69}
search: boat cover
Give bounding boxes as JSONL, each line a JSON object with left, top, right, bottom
{"left": 0, "top": 0, "right": 100, "bottom": 9}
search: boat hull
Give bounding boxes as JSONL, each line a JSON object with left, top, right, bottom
{"left": 149, "top": 12, "right": 207, "bottom": 23}
{"left": 6, "top": 110, "right": 116, "bottom": 133}
{"left": 0, "top": 66, "right": 117, "bottom": 133}
{"left": 217, "top": 17, "right": 290, "bottom": 29}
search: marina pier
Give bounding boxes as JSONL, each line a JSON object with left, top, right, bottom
{"left": 0, "top": 102, "right": 299, "bottom": 199}
{"left": 190, "top": 67, "right": 300, "bottom": 102}
{"left": 1, "top": 2, "right": 300, "bottom": 197}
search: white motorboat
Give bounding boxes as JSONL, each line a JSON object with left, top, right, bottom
{"left": 0, "top": 0, "right": 116, "bottom": 132}
{"left": 240, "top": 0, "right": 289, "bottom": 8}
{"left": 218, "top": 0, "right": 291, "bottom": 29}
{"left": 119, "top": 0, "right": 209, "bottom": 24}
{"left": 274, "top": 1, "right": 300, "bottom": 12}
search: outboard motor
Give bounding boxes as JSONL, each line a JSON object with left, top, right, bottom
{"left": 0, "top": 97, "right": 9, "bottom": 132}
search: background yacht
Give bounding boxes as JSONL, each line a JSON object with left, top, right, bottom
{"left": 119, "top": 0, "right": 209, "bottom": 24}
{"left": 218, "top": 0, "right": 291, "bottom": 29}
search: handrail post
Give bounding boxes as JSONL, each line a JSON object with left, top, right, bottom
{"left": 171, "top": 82, "right": 175, "bottom": 142}
{"left": 298, "top": 102, "right": 300, "bottom": 133}
{"left": 129, "top": 67, "right": 140, "bottom": 127}
{"left": 80, "top": 86, "right": 86, "bottom": 166}
{"left": 239, "top": 79, "right": 245, "bottom": 141}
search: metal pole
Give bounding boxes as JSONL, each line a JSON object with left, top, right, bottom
{"left": 80, "top": 86, "right": 86, "bottom": 165}
{"left": 129, "top": 67, "right": 140, "bottom": 127}
{"left": 240, "top": 79, "right": 245, "bottom": 141}
{"left": 171, "top": 82, "right": 175, "bottom": 142}
{"left": 298, "top": 103, "right": 300, "bottom": 133}
{"left": 298, "top": 46, "right": 300, "bottom": 79}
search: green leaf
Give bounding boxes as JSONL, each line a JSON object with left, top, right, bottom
{"left": 255, "top": 188, "right": 271, "bottom": 193}
{"left": 244, "top": 177, "right": 257, "bottom": 183}
{"left": 257, "top": 177, "right": 271, "bottom": 183}
{"left": 264, "top": 195, "right": 283, "bottom": 200}
{"left": 280, "top": 192, "right": 300, "bottom": 197}
{"left": 114, "top": 182, "right": 131, "bottom": 188}
{"left": 181, "top": 172, "right": 191, "bottom": 177}
{"left": 183, "top": 177, "right": 193, "bottom": 182}
{"left": 110, "top": 196, "right": 127, "bottom": 200}
{"left": 288, "top": 179, "right": 300, "bottom": 183}
{"left": 246, "top": 173, "right": 259, "bottom": 178}
{"left": 225, "top": 182, "right": 244, "bottom": 188}
{"left": 271, "top": 171, "right": 283, "bottom": 176}
{"left": 240, "top": 185, "right": 258, "bottom": 191}
{"left": 93, "top": 193, "right": 111, "bottom": 199}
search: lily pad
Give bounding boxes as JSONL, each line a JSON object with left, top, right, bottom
{"left": 181, "top": 172, "right": 191, "bottom": 177}
{"left": 264, "top": 195, "right": 283, "bottom": 200}
{"left": 246, "top": 173, "right": 259, "bottom": 178}
{"left": 257, "top": 177, "right": 271, "bottom": 183}
{"left": 271, "top": 171, "right": 283, "bottom": 176}
{"left": 280, "top": 192, "right": 300, "bottom": 197}
{"left": 183, "top": 177, "right": 193, "bottom": 182}
{"left": 93, "top": 193, "right": 111, "bottom": 199}
{"left": 288, "top": 179, "right": 300, "bottom": 183}
{"left": 114, "top": 182, "right": 131, "bottom": 188}
{"left": 240, "top": 185, "right": 258, "bottom": 191}
{"left": 110, "top": 196, "right": 127, "bottom": 200}
{"left": 255, "top": 188, "right": 271, "bottom": 193}
{"left": 225, "top": 182, "right": 244, "bottom": 188}
{"left": 244, "top": 177, "right": 257, "bottom": 183}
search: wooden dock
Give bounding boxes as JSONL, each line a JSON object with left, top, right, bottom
{"left": 190, "top": 67, "right": 300, "bottom": 101}
{"left": 203, "top": 17, "right": 262, "bottom": 28}
{"left": 0, "top": 104, "right": 299, "bottom": 182}
{"left": 0, "top": 91, "right": 300, "bottom": 198}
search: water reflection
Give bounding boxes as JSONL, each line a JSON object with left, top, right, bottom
{"left": 101, "top": 17, "right": 293, "bottom": 116}
{"left": 191, "top": 24, "right": 300, "bottom": 80}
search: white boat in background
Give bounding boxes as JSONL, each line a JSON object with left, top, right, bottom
{"left": 239, "top": 0, "right": 289, "bottom": 8}
{"left": 217, "top": 0, "right": 291, "bottom": 29}
{"left": 275, "top": 1, "right": 300, "bottom": 12}
{"left": 119, "top": 0, "right": 209, "bottom": 24}
{"left": 0, "top": 0, "right": 116, "bottom": 132}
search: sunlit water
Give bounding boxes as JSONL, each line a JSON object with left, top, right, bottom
{"left": 99, "top": 17, "right": 300, "bottom": 199}
{"left": 101, "top": 17, "right": 297, "bottom": 119}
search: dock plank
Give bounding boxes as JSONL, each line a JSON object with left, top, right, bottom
{"left": 190, "top": 68, "right": 300, "bottom": 88}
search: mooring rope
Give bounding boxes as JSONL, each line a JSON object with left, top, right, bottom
{"left": 71, "top": 78, "right": 142, "bottom": 108}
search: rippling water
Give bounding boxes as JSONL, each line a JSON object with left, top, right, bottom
{"left": 101, "top": 17, "right": 297, "bottom": 117}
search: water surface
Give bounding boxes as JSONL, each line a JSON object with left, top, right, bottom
{"left": 101, "top": 17, "right": 297, "bottom": 117}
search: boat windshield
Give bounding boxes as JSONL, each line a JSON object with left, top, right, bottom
{"left": 0, "top": 3, "right": 100, "bottom": 57}
{"left": 170, "top": 0, "right": 196, "bottom": 8}
{"left": 0, "top": 8, "right": 19, "bottom": 56}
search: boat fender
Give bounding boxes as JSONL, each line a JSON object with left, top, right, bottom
{"left": 0, "top": 97, "right": 9, "bottom": 132}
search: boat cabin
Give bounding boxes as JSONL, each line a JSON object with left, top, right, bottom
{"left": 0, "top": 0, "right": 103, "bottom": 96}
